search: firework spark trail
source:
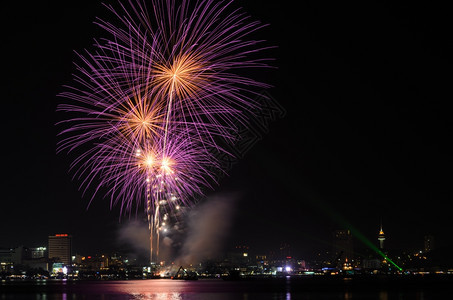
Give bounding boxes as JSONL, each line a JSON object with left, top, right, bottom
{"left": 58, "top": 0, "right": 273, "bottom": 263}
{"left": 97, "top": 0, "right": 272, "bottom": 144}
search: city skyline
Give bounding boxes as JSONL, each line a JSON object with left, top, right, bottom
{"left": 1, "top": 220, "right": 441, "bottom": 264}
{"left": 2, "top": 0, "right": 453, "bottom": 261}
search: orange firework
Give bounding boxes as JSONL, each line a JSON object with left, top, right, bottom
{"left": 153, "top": 52, "right": 210, "bottom": 102}
{"left": 117, "top": 93, "right": 165, "bottom": 145}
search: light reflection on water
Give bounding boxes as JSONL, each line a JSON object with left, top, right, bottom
{"left": 0, "top": 278, "right": 445, "bottom": 300}
{"left": 129, "top": 291, "right": 183, "bottom": 300}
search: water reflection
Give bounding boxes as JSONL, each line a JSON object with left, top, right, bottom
{"left": 112, "top": 280, "right": 186, "bottom": 295}
{"left": 0, "top": 278, "right": 448, "bottom": 300}
{"left": 130, "top": 292, "right": 182, "bottom": 300}
{"left": 111, "top": 280, "right": 297, "bottom": 300}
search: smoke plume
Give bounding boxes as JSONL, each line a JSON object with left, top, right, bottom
{"left": 116, "top": 219, "right": 150, "bottom": 263}
{"left": 116, "top": 193, "right": 238, "bottom": 265}
{"left": 176, "top": 193, "right": 238, "bottom": 266}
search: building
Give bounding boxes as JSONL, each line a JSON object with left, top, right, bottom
{"left": 226, "top": 245, "right": 250, "bottom": 268}
{"left": 424, "top": 235, "right": 435, "bottom": 253}
{"left": 0, "top": 248, "right": 15, "bottom": 272}
{"left": 48, "top": 234, "right": 72, "bottom": 265}
{"left": 30, "top": 247, "right": 47, "bottom": 259}
{"left": 332, "top": 229, "right": 353, "bottom": 268}
{"left": 362, "top": 258, "right": 382, "bottom": 270}
{"left": 0, "top": 246, "right": 25, "bottom": 265}
{"left": 279, "top": 243, "right": 291, "bottom": 260}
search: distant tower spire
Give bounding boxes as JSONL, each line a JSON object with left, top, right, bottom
{"left": 378, "top": 220, "right": 385, "bottom": 250}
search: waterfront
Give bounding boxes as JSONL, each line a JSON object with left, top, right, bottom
{"left": 1, "top": 276, "right": 453, "bottom": 299}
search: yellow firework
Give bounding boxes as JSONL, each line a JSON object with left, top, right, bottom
{"left": 153, "top": 53, "right": 210, "bottom": 102}
{"left": 117, "top": 93, "right": 165, "bottom": 145}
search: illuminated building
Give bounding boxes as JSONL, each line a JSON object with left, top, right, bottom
{"left": 227, "top": 245, "right": 250, "bottom": 268}
{"left": 30, "top": 247, "right": 47, "bottom": 259}
{"left": 0, "top": 248, "right": 15, "bottom": 272}
{"left": 378, "top": 224, "right": 385, "bottom": 250}
{"left": 48, "top": 234, "right": 72, "bottom": 265}
{"left": 79, "top": 254, "right": 110, "bottom": 271}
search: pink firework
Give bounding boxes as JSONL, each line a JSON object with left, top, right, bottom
{"left": 58, "top": 0, "right": 272, "bottom": 262}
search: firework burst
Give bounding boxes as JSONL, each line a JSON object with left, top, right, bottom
{"left": 58, "top": 0, "right": 272, "bottom": 262}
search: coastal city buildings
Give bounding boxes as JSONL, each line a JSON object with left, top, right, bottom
{"left": 1, "top": 225, "right": 452, "bottom": 279}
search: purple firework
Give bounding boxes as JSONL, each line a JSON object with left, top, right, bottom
{"left": 58, "top": 0, "right": 272, "bottom": 261}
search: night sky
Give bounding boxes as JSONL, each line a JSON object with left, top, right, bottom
{"left": 3, "top": 1, "right": 453, "bottom": 259}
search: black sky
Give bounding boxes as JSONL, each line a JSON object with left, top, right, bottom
{"left": 2, "top": 0, "right": 453, "bottom": 258}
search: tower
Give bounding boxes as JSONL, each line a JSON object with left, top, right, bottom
{"left": 378, "top": 223, "right": 385, "bottom": 250}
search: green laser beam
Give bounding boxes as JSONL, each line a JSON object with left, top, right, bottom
{"left": 348, "top": 226, "right": 402, "bottom": 271}
{"left": 299, "top": 188, "right": 403, "bottom": 271}
{"left": 259, "top": 155, "right": 403, "bottom": 271}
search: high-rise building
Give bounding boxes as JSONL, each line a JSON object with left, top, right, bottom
{"left": 378, "top": 224, "right": 385, "bottom": 250}
{"left": 424, "top": 235, "right": 435, "bottom": 253}
{"left": 279, "top": 242, "right": 291, "bottom": 260}
{"left": 48, "top": 234, "right": 72, "bottom": 265}
{"left": 332, "top": 229, "right": 353, "bottom": 267}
